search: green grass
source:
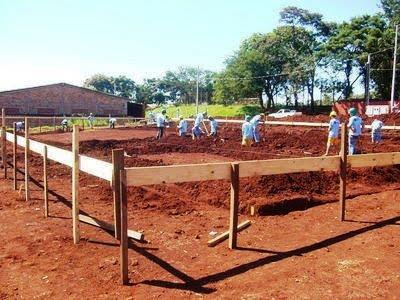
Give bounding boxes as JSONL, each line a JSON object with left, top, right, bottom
{"left": 147, "top": 104, "right": 262, "bottom": 119}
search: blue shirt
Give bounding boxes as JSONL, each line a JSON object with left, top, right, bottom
{"left": 348, "top": 116, "right": 363, "bottom": 136}
{"left": 371, "top": 120, "right": 383, "bottom": 132}
{"left": 177, "top": 119, "right": 187, "bottom": 135}
{"left": 194, "top": 113, "right": 204, "bottom": 127}
{"left": 242, "top": 121, "right": 253, "bottom": 139}
{"left": 210, "top": 120, "right": 218, "bottom": 133}
{"left": 328, "top": 118, "right": 340, "bottom": 138}
{"left": 156, "top": 113, "right": 166, "bottom": 127}
{"left": 250, "top": 115, "right": 262, "bottom": 127}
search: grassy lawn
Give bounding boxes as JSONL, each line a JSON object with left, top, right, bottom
{"left": 147, "top": 104, "right": 262, "bottom": 119}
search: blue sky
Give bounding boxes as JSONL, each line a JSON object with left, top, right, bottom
{"left": 0, "top": 0, "right": 381, "bottom": 90}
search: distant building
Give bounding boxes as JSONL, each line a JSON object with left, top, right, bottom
{"left": 333, "top": 99, "right": 399, "bottom": 116}
{"left": 0, "top": 83, "right": 132, "bottom": 116}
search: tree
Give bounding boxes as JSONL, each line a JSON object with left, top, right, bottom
{"left": 84, "top": 74, "right": 114, "bottom": 94}
{"left": 83, "top": 74, "right": 136, "bottom": 99}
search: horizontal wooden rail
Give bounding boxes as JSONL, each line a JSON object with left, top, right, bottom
{"left": 239, "top": 155, "right": 340, "bottom": 178}
{"left": 348, "top": 151, "right": 400, "bottom": 168}
{"left": 125, "top": 162, "right": 232, "bottom": 186}
{"left": 2, "top": 129, "right": 113, "bottom": 182}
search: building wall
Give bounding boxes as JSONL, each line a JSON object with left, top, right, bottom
{"left": 0, "top": 83, "right": 128, "bottom": 116}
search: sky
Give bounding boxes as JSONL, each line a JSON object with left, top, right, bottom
{"left": 0, "top": 0, "right": 382, "bottom": 91}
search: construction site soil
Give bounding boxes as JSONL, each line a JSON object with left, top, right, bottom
{"left": 1, "top": 123, "right": 399, "bottom": 298}
{"left": 31, "top": 124, "right": 400, "bottom": 215}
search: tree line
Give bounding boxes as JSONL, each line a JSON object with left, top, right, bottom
{"left": 84, "top": 0, "right": 400, "bottom": 111}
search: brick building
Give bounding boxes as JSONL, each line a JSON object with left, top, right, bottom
{"left": 0, "top": 83, "right": 129, "bottom": 116}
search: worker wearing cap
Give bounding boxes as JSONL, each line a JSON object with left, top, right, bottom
{"left": 371, "top": 118, "right": 384, "bottom": 144}
{"left": 15, "top": 121, "right": 24, "bottom": 132}
{"left": 156, "top": 109, "right": 167, "bottom": 139}
{"left": 61, "top": 118, "right": 69, "bottom": 132}
{"left": 242, "top": 115, "right": 254, "bottom": 146}
{"left": 324, "top": 111, "right": 340, "bottom": 156}
{"left": 208, "top": 116, "right": 218, "bottom": 137}
{"left": 348, "top": 108, "right": 363, "bottom": 155}
{"left": 177, "top": 115, "right": 188, "bottom": 137}
{"left": 87, "top": 113, "right": 95, "bottom": 129}
{"left": 192, "top": 112, "right": 207, "bottom": 139}
{"left": 109, "top": 117, "right": 117, "bottom": 129}
{"left": 250, "top": 113, "right": 265, "bottom": 143}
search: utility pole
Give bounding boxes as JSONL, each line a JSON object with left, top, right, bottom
{"left": 390, "top": 24, "right": 398, "bottom": 113}
{"left": 366, "top": 54, "right": 371, "bottom": 105}
{"left": 196, "top": 66, "right": 199, "bottom": 115}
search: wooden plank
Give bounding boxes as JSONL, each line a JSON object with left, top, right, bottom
{"left": 239, "top": 155, "right": 340, "bottom": 178}
{"left": 72, "top": 125, "right": 80, "bottom": 244}
{"left": 1, "top": 126, "right": 7, "bottom": 179}
{"left": 120, "top": 169, "right": 129, "bottom": 285}
{"left": 112, "top": 149, "right": 124, "bottom": 240}
{"left": 125, "top": 162, "right": 231, "bottom": 186}
{"left": 46, "top": 145, "right": 73, "bottom": 167}
{"left": 13, "top": 123, "right": 17, "bottom": 190}
{"left": 29, "top": 139, "right": 45, "bottom": 156}
{"left": 208, "top": 220, "right": 251, "bottom": 247}
{"left": 43, "top": 146, "right": 48, "bottom": 218}
{"left": 348, "top": 152, "right": 400, "bottom": 168}
{"left": 16, "top": 135, "right": 25, "bottom": 147}
{"left": 1, "top": 108, "right": 5, "bottom": 127}
{"left": 5, "top": 131, "right": 14, "bottom": 143}
{"left": 24, "top": 118, "right": 30, "bottom": 201}
{"left": 79, "top": 155, "right": 113, "bottom": 182}
{"left": 229, "top": 163, "right": 239, "bottom": 249}
{"left": 340, "top": 125, "right": 348, "bottom": 221}
{"left": 78, "top": 214, "right": 143, "bottom": 241}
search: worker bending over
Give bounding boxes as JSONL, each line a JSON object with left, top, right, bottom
{"left": 208, "top": 116, "right": 218, "bottom": 137}
{"left": 347, "top": 108, "right": 363, "bottom": 155}
{"left": 109, "top": 117, "right": 117, "bottom": 129}
{"left": 242, "top": 115, "right": 254, "bottom": 146}
{"left": 192, "top": 112, "right": 207, "bottom": 140}
{"left": 61, "top": 118, "right": 69, "bottom": 132}
{"left": 324, "top": 111, "right": 340, "bottom": 156}
{"left": 156, "top": 110, "right": 167, "bottom": 140}
{"left": 177, "top": 116, "right": 188, "bottom": 137}
{"left": 371, "top": 118, "right": 383, "bottom": 143}
{"left": 15, "top": 121, "right": 24, "bottom": 132}
{"left": 250, "top": 113, "right": 265, "bottom": 143}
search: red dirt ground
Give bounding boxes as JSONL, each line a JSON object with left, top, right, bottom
{"left": 1, "top": 125, "right": 400, "bottom": 298}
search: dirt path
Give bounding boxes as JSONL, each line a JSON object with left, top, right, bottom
{"left": 0, "top": 172, "right": 399, "bottom": 298}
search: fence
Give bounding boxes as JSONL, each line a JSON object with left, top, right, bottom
{"left": 1, "top": 109, "right": 400, "bottom": 285}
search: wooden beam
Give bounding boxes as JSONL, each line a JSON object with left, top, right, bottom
{"left": 112, "top": 149, "right": 124, "bottom": 240}
{"left": 78, "top": 214, "right": 143, "bottom": 241}
{"left": 120, "top": 169, "right": 129, "bottom": 285}
{"left": 348, "top": 152, "right": 400, "bottom": 168}
{"left": 13, "top": 123, "right": 17, "bottom": 190}
{"left": 72, "top": 124, "right": 80, "bottom": 244}
{"left": 340, "top": 125, "right": 348, "bottom": 221}
{"left": 229, "top": 163, "right": 239, "bottom": 249}
{"left": 208, "top": 220, "right": 251, "bottom": 247}
{"left": 43, "top": 146, "right": 48, "bottom": 218}
{"left": 1, "top": 108, "right": 5, "bottom": 127}
{"left": 1, "top": 126, "right": 6, "bottom": 179}
{"left": 125, "top": 162, "right": 231, "bottom": 186}
{"left": 239, "top": 155, "right": 340, "bottom": 178}
{"left": 79, "top": 155, "right": 113, "bottom": 182}
{"left": 24, "top": 118, "right": 30, "bottom": 201}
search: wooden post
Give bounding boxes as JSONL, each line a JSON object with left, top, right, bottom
{"left": 13, "top": 123, "right": 17, "bottom": 190}
{"left": 43, "top": 146, "right": 48, "bottom": 218}
{"left": 81, "top": 118, "right": 85, "bottom": 131}
{"left": 1, "top": 126, "right": 6, "bottom": 179}
{"left": 72, "top": 124, "right": 80, "bottom": 244}
{"left": 53, "top": 116, "right": 56, "bottom": 132}
{"left": 112, "top": 149, "right": 124, "bottom": 240}
{"left": 39, "top": 118, "right": 42, "bottom": 133}
{"left": 339, "top": 124, "right": 348, "bottom": 221}
{"left": 228, "top": 163, "right": 239, "bottom": 249}
{"left": 2, "top": 108, "right": 6, "bottom": 179}
{"left": 120, "top": 169, "right": 129, "bottom": 285}
{"left": 24, "top": 118, "right": 30, "bottom": 201}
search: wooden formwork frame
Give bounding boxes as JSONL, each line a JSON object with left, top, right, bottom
{"left": 2, "top": 110, "right": 400, "bottom": 286}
